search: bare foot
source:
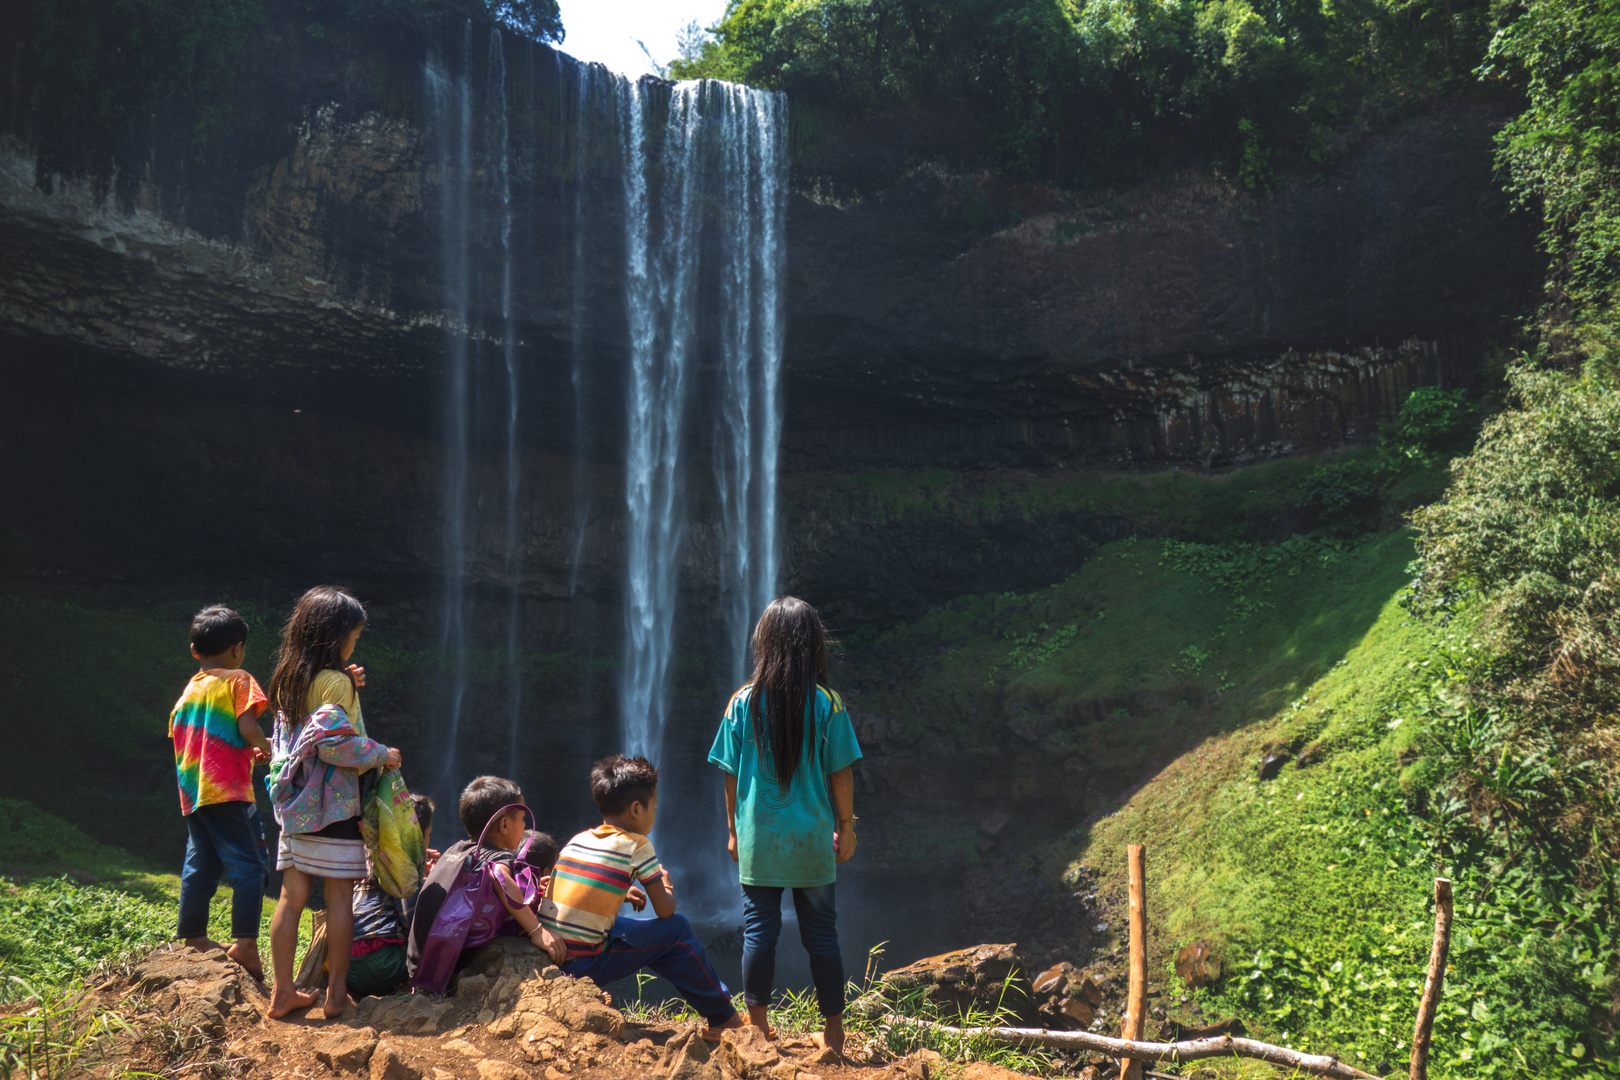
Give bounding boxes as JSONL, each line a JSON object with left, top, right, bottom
{"left": 323, "top": 991, "right": 358, "bottom": 1019}
{"left": 700, "top": 1012, "right": 746, "bottom": 1043}
{"left": 746, "top": 1005, "right": 777, "bottom": 1039}
{"left": 602, "top": 991, "right": 613, "bottom": 1006}
{"left": 267, "top": 988, "right": 318, "bottom": 1019}
{"left": 226, "top": 940, "right": 264, "bottom": 981}
{"left": 184, "top": 936, "right": 224, "bottom": 953}
{"left": 813, "top": 1016, "right": 847, "bottom": 1060}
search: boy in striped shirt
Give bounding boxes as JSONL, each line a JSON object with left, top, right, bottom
{"left": 539, "top": 755, "right": 742, "bottom": 1039}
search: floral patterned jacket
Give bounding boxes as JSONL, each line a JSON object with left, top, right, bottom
{"left": 266, "top": 704, "right": 390, "bottom": 836}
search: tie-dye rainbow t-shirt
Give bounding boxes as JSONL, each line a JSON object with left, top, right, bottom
{"left": 169, "top": 668, "right": 267, "bottom": 815}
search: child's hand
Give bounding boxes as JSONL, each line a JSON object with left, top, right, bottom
{"left": 536, "top": 925, "right": 568, "bottom": 965}
{"left": 834, "top": 822, "right": 858, "bottom": 863}
{"left": 424, "top": 847, "right": 441, "bottom": 873}
{"left": 251, "top": 747, "right": 271, "bottom": 766}
{"left": 626, "top": 885, "right": 647, "bottom": 912}
{"left": 384, "top": 747, "right": 402, "bottom": 769}
{"left": 347, "top": 664, "right": 366, "bottom": 687}
{"left": 727, "top": 831, "right": 739, "bottom": 864}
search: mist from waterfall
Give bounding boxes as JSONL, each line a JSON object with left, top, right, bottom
{"left": 426, "top": 28, "right": 474, "bottom": 797}
{"left": 426, "top": 24, "right": 526, "bottom": 797}
{"left": 616, "top": 78, "right": 788, "bottom": 762}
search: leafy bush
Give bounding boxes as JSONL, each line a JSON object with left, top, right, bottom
{"left": 1294, "top": 456, "right": 1389, "bottom": 536}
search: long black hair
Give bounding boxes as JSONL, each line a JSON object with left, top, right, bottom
{"left": 267, "top": 585, "right": 367, "bottom": 724}
{"left": 746, "top": 596, "right": 829, "bottom": 792}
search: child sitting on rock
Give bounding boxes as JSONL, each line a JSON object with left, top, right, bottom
{"left": 538, "top": 755, "right": 742, "bottom": 1040}
{"left": 406, "top": 777, "right": 570, "bottom": 988}
{"left": 346, "top": 792, "right": 437, "bottom": 998}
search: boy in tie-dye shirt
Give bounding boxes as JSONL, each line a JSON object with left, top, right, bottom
{"left": 168, "top": 605, "right": 272, "bottom": 979}
{"left": 538, "top": 755, "right": 742, "bottom": 1039}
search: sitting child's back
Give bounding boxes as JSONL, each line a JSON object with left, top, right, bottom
{"left": 540, "top": 824, "right": 661, "bottom": 958}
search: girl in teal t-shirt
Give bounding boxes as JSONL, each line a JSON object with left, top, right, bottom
{"left": 708, "top": 597, "right": 863, "bottom": 1055}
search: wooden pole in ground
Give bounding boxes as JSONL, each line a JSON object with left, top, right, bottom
{"left": 1409, "top": 878, "right": 1454, "bottom": 1080}
{"left": 1120, "top": 843, "right": 1147, "bottom": 1080}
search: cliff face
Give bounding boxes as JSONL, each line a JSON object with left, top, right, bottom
{"left": 0, "top": 21, "right": 1542, "bottom": 873}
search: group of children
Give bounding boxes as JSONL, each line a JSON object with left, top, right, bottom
{"left": 169, "top": 586, "right": 863, "bottom": 1053}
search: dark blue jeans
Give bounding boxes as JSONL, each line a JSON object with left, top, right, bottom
{"left": 563, "top": 913, "right": 738, "bottom": 1026}
{"left": 741, "top": 883, "right": 845, "bottom": 1017}
{"left": 178, "top": 801, "right": 270, "bottom": 941}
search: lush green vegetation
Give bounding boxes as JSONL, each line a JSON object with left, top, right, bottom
{"left": 671, "top": 0, "right": 1501, "bottom": 185}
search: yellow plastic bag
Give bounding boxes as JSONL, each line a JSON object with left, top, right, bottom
{"left": 361, "top": 768, "right": 426, "bottom": 898}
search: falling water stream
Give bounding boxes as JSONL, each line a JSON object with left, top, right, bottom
{"left": 426, "top": 30, "right": 786, "bottom": 841}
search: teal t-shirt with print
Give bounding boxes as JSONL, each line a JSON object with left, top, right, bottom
{"left": 708, "top": 683, "right": 863, "bottom": 888}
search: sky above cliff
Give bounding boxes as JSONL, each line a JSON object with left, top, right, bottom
{"left": 555, "top": 0, "right": 727, "bottom": 78}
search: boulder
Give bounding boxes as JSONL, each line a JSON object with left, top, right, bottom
{"left": 719, "top": 1026, "right": 781, "bottom": 1077}
{"left": 130, "top": 951, "right": 228, "bottom": 993}
{"left": 1031, "top": 962, "right": 1074, "bottom": 997}
{"left": 874, "top": 1049, "right": 945, "bottom": 1080}
{"left": 880, "top": 944, "right": 1036, "bottom": 1023}
{"left": 313, "top": 1027, "right": 380, "bottom": 1073}
{"left": 474, "top": 1062, "right": 529, "bottom": 1080}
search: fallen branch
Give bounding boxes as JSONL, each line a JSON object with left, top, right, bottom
{"left": 881, "top": 1015, "right": 1384, "bottom": 1080}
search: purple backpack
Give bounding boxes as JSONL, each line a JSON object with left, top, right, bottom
{"left": 410, "top": 803, "right": 539, "bottom": 995}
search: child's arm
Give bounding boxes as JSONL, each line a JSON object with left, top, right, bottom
{"left": 829, "top": 765, "right": 858, "bottom": 863}
{"left": 313, "top": 723, "right": 397, "bottom": 771}
{"left": 491, "top": 865, "right": 567, "bottom": 964}
{"left": 237, "top": 708, "right": 272, "bottom": 761}
{"left": 640, "top": 869, "right": 678, "bottom": 919}
{"left": 723, "top": 772, "right": 739, "bottom": 864}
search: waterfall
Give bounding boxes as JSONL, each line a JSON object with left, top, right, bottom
{"left": 568, "top": 60, "right": 602, "bottom": 596}
{"left": 616, "top": 78, "right": 789, "bottom": 761}
{"left": 426, "top": 26, "right": 474, "bottom": 796}
{"left": 712, "top": 84, "right": 788, "bottom": 682}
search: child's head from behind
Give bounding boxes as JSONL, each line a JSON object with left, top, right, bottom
{"left": 748, "top": 596, "right": 830, "bottom": 792}
{"left": 190, "top": 605, "right": 249, "bottom": 667}
{"left": 591, "top": 755, "right": 659, "bottom": 832}
{"left": 460, "top": 775, "right": 525, "bottom": 849}
{"left": 267, "top": 585, "right": 367, "bottom": 721}
{"left": 412, "top": 792, "right": 436, "bottom": 848}
{"left": 517, "top": 830, "right": 559, "bottom": 875}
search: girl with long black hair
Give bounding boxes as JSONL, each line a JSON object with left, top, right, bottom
{"left": 707, "top": 597, "right": 863, "bottom": 1054}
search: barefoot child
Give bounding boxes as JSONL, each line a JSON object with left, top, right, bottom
{"left": 264, "top": 586, "right": 400, "bottom": 1019}
{"left": 538, "top": 756, "right": 743, "bottom": 1039}
{"left": 169, "top": 605, "right": 272, "bottom": 979}
{"left": 708, "top": 597, "right": 862, "bottom": 1054}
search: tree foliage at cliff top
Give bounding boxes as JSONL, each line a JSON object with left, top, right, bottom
{"left": 672, "top": 0, "right": 1498, "bottom": 184}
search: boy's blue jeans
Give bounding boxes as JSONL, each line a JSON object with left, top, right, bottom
{"left": 563, "top": 913, "right": 737, "bottom": 1025}
{"left": 177, "top": 801, "right": 270, "bottom": 941}
{"left": 741, "top": 883, "right": 845, "bottom": 1017}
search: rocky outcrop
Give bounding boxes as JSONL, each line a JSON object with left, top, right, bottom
{"left": 93, "top": 939, "right": 1039, "bottom": 1080}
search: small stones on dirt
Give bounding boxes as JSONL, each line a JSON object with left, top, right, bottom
{"left": 474, "top": 1060, "right": 529, "bottom": 1080}
{"left": 313, "top": 1026, "right": 380, "bottom": 1073}
{"left": 960, "top": 1062, "right": 1039, "bottom": 1080}
{"left": 873, "top": 1049, "right": 944, "bottom": 1080}
{"left": 442, "top": 1037, "right": 486, "bottom": 1058}
{"left": 362, "top": 993, "right": 452, "bottom": 1035}
{"left": 368, "top": 1043, "right": 422, "bottom": 1080}
{"left": 661, "top": 1029, "right": 720, "bottom": 1080}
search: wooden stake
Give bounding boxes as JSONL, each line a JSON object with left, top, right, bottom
{"left": 881, "top": 1016, "right": 1384, "bottom": 1080}
{"left": 1409, "top": 878, "right": 1454, "bottom": 1080}
{"left": 1121, "top": 843, "right": 1147, "bottom": 1080}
